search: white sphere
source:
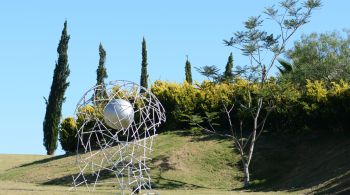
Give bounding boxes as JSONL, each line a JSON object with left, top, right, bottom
{"left": 103, "top": 99, "right": 134, "bottom": 130}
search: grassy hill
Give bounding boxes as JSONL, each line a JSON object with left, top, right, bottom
{"left": 0, "top": 131, "right": 241, "bottom": 189}
{"left": 0, "top": 130, "right": 350, "bottom": 194}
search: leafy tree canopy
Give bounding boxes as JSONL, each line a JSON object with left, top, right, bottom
{"left": 281, "top": 30, "right": 350, "bottom": 87}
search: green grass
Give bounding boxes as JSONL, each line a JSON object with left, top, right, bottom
{"left": 0, "top": 180, "right": 300, "bottom": 195}
{"left": 1, "top": 130, "right": 350, "bottom": 194}
{"left": 0, "top": 131, "right": 241, "bottom": 190}
{"left": 0, "top": 131, "right": 247, "bottom": 194}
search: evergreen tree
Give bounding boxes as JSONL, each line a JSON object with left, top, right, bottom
{"left": 185, "top": 56, "right": 193, "bottom": 84}
{"left": 95, "top": 43, "right": 108, "bottom": 100}
{"left": 96, "top": 43, "right": 107, "bottom": 86}
{"left": 43, "top": 20, "right": 70, "bottom": 155}
{"left": 223, "top": 52, "right": 234, "bottom": 82}
{"left": 140, "top": 37, "right": 148, "bottom": 92}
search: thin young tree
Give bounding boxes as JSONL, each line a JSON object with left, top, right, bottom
{"left": 223, "top": 52, "right": 234, "bottom": 82}
{"left": 191, "top": 0, "right": 321, "bottom": 187}
{"left": 43, "top": 20, "right": 70, "bottom": 155}
{"left": 185, "top": 56, "right": 193, "bottom": 84}
{"left": 140, "top": 37, "right": 148, "bottom": 92}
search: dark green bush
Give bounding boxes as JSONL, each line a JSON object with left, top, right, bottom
{"left": 59, "top": 117, "right": 78, "bottom": 154}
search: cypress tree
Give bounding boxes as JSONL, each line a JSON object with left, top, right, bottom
{"left": 223, "top": 52, "right": 234, "bottom": 82}
{"left": 43, "top": 21, "right": 70, "bottom": 155}
{"left": 95, "top": 43, "right": 108, "bottom": 100}
{"left": 96, "top": 43, "right": 107, "bottom": 86}
{"left": 185, "top": 56, "right": 193, "bottom": 84}
{"left": 140, "top": 37, "right": 148, "bottom": 92}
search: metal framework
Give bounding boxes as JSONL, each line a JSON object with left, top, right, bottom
{"left": 70, "top": 80, "right": 166, "bottom": 195}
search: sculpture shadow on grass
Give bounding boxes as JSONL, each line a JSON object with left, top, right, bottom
{"left": 42, "top": 169, "right": 116, "bottom": 186}
{"left": 41, "top": 154, "right": 205, "bottom": 190}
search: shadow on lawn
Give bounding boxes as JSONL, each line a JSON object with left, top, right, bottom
{"left": 16, "top": 154, "right": 69, "bottom": 168}
{"left": 43, "top": 154, "right": 204, "bottom": 190}
{"left": 171, "top": 129, "right": 232, "bottom": 143}
{"left": 153, "top": 177, "right": 205, "bottom": 190}
{"left": 43, "top": 169, "right": 116, "bottom": 186}
{"left": 151, "top": 154, "right": 206, "bottom": 189}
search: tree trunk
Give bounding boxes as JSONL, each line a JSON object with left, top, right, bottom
{"left": 243, "top": 98, "right": 262, "bottom": 188}
{"left": 243, "top": 163, "right": 250, "bottom": 187}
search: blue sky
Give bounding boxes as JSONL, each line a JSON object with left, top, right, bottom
{"left": 0, "top": 0, "right": 348, "bottom": 155}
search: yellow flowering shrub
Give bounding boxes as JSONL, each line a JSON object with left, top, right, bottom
{"left": 59, "top": 117, "right": 78, "bottom": 153}
{"left": 306, "top": 79, "right": 327, "bottom": 102}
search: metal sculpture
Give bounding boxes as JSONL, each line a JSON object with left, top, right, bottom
{"left": 71, "top": 80, "right": 165, "bottom": 195}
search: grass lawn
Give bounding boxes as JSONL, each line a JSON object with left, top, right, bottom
{"left": 1, "top": 131, "right": 350, "bottom": 194}
{"left": 0, "top": 151, "right": 299, "bottom": 195}
{"left": 0, "top": 180, "right": 302, "bottom": 195}
{"left": 0, "top": 131, "right": 242, "bottom": 190}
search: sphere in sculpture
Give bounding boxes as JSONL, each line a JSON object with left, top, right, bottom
{"left": 103, "top": 99, "right": 134, "bottom": 130}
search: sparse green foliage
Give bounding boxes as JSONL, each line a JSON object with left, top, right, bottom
{"left": 196, "top": 53, "right": 234, "bottom": 83}
{"left": 43, "top": 21, "right": 70, "bottom": 155}
{"left": 195, "top": 65, "right": 221, "bottom": 82}
{"left": 225, "top": 0, "right": 321, "bottom": 82}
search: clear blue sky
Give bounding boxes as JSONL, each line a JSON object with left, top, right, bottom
{"left": 0, "top": 0, "right": 348, "bottom": 155}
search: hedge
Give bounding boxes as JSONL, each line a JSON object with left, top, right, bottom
{"left": 59, "top": 79, "right": 350, "bottom": 153}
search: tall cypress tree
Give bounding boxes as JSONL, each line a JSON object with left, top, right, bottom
{"left": 95, "top": 43, "right": 108, "bottom": 100}
{"left": 223, "top": 52, "right": 234, "bottom": 82}
{"left": 43, "top": 21, "right": 70, "bottom": 155}
{"left": 96, "top": 43, "right": 107, "bottom": 86}
{"left": 140, "top": 37, "right": 148, "bottom": 92}
{"left": 185, "top": 56, "right": 193, "bottom": 84}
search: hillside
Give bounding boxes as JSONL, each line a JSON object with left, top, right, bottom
{"left": 0, "top": 131, "right": 350, "bottom": 194}
{"left": 0, "top": 131, "right": 242, "bottom": 193}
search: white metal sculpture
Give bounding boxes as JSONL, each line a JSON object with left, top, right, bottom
{"left": 71, "top": 80, "right": 165, "bottom": 195}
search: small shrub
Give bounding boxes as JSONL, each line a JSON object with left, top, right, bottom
{"left": 59, "top": 117, "right": 78, "bottom": 154}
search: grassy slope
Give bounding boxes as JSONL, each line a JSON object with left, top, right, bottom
{"left": 0, "top": 131, "right": 246, "bottom": 194}
{"left": 0, "top": 154, "right": 47, "bottom": 173}
{"left": 1, "top": 131, "right": 350, "bottom": 194}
